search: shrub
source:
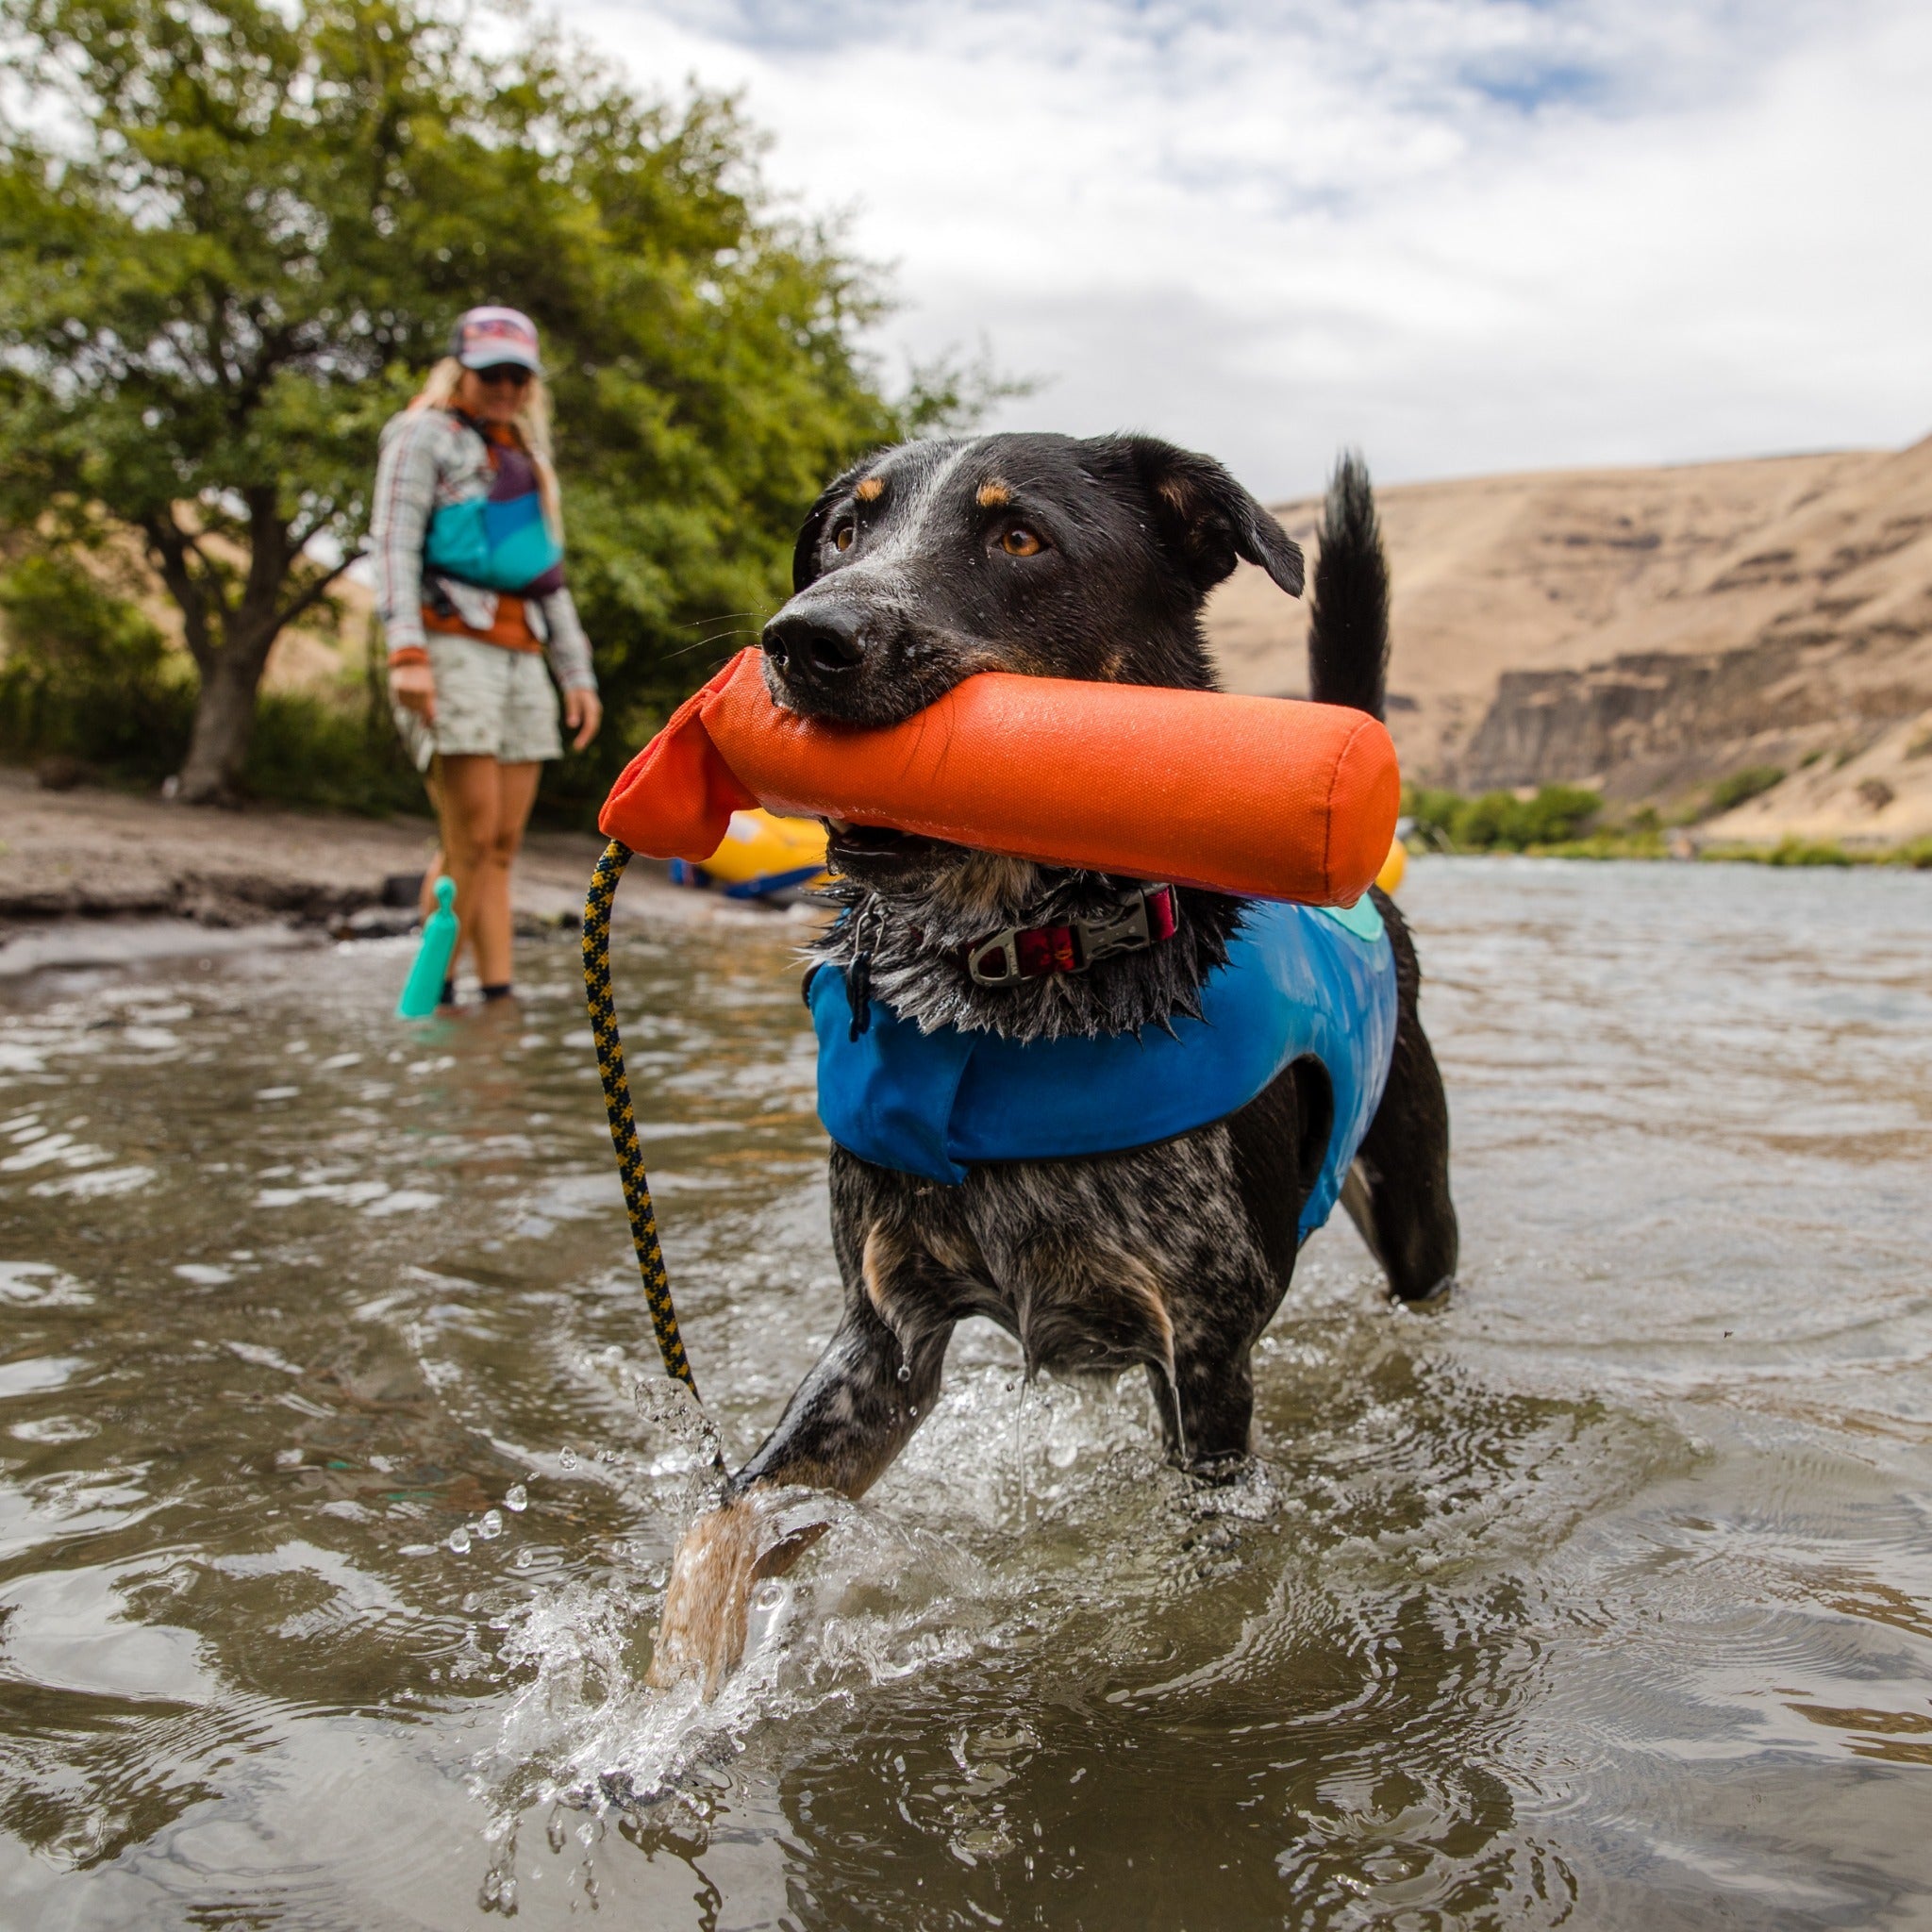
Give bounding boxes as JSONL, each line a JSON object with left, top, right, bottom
{"left": 1532, "top": 830, "right": 1669, "bottom": 860}
{"left": 1707, "top": 764, "right": 1786, "bottom": 815}
{"left": 242, "top": 690, "right": 427, "bottom": 818}
{"left": 1, "top": 550, "right": 428, "bottom": 815}
{"left": 1402, "top": 787, "right": 1464, "bottom": 851}
{"left": 1403, "top": 783, "right": 1603, "bottom": 852}
{"left": 1516, "top": 785, "right": 1604, "bottom": 846}
{"left": 0, "top": 555, "right": 194, "bottom": 778}
{"left": 1446, "top": 791, "right": 1519, "bottom": 850}
{"left": 1765, "top": 837, "right": 1852, "bottom": 868}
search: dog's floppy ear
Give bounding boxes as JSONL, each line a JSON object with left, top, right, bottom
{"left": 1126, "top": 437, "right": 1305, "bottom": 599}
{"left": 791, "top": 454, "right": 887, "bottom": 592}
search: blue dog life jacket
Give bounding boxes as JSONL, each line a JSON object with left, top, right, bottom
{"left": 809, "top": 897, "right": 1398, "bottom": 1240}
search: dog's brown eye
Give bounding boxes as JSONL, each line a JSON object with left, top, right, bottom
{"left": 1002, "top": 526, "right": 1042, "bottom": 558}
{"left": 832, "top": 522, "right": 856, "bottom": 553}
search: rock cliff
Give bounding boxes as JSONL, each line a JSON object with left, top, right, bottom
{"left": 1207, "top": 434, "right": 1932, "bottom": 843}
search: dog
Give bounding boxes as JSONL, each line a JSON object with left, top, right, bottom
{"left": 646, "top": 435, "right": 1457, "bottom": 1691}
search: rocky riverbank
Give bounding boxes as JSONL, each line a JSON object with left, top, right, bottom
{"left": 0, "top": 765, "right": 695, "bottom": 975}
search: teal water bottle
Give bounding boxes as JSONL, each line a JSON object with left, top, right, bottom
{"left": 397, "top": 877, "right": 459, "bottom": 1018}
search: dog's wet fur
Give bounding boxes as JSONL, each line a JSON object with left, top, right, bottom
{"left": 647, "top": 434, "right": 1458, "bottom": 1692}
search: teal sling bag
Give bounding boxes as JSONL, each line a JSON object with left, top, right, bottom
{"left": 423, "top": 491, "right": 561, "bottom": 594}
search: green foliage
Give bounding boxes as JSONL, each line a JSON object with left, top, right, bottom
{"left": 1519, "top": 786, "right": 1605, "bottom": 845}
{"left": 242, "top": 688, "right": 426, "bottom": 816}
{"left": 1527, "top": 830, "right": 1669, "bottom": 861}
{"left": 1762, "top": 836, "right": 1853, "bottom": 868}
{"left": 1699, "top": 836, "right": 1932, "bottom": 869}
{"left": 1706, "top": 764, "right": 1785, "bottom": 815}
{"left": 1402, "top": 783, "right": 1604, "bottom": 853}
{"left": 0, "top": 553, "right": 166, "bottom": 682}
{"left": 1405, "top": 774, "right": 1927, "bottom": 870}
{"left": 0, "top": 0, "right": 933, "bottom": 803}
{"left": 0, "top": 549, "right": 427, "bottom": 808}
{"left": 1452, "top": 791, "right": 1524, "bottom": 850}
{"left": 1700, "top": 837, "right": 1851, "bottom": 867}
{"left": 0, "top": 553, "right": 192, "bottom": 774}
{"left": 1401, "top": 787, "right": 1464, "bottom": 851}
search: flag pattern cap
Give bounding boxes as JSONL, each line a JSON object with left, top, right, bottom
{"left": 451, "top": 306, "right": 542, "bottom": 375}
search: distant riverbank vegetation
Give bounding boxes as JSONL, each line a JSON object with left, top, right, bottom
{"left": 1404, "top": 782, "right": 1932, "bottom": 871}
{"left": 1405, "top": 784, "right": 1605, "bottom": 853}
{"left": 0, "top": 0, "right": 995, "bottom": 811}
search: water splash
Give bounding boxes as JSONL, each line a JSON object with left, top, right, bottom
{"left": 472, "top": 1490, "right": 1000, "bottom": 1891}
{"left": 1012, "top": 1374, "right": 1032, "bottom": 1531}
{"left": 633, "top": 1373, "right": 724, "bottom": 1478}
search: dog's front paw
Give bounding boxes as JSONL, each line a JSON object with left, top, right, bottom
{"left": 646, "top": 1500, "right": 764, "bottom": 1697}
{"left": 1395, "top": 1274, "right": 1456, "bottom": 1308}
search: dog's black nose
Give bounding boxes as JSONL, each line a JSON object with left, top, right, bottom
{"left": 763, "top": 607, "right": 866, "bottom": 680}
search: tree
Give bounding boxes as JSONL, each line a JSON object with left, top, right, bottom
{"left": 0, "top": 0, "right": 923, "bottom": 802}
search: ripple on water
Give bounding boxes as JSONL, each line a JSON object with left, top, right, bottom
{"left": 2, "top": 865, "right": 1931, "bottom": 1925}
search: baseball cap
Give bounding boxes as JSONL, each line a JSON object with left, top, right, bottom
{"left": 450, "top": 306, "right": 542, "bottom": 375}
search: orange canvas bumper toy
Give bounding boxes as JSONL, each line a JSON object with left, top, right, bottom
{"left": 597, "top": 646, "right": 1399, "bottom": 905}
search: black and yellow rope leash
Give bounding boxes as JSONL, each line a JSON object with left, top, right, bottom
{"left": 582, "top": 839, "right": 702, "bottom": 1400}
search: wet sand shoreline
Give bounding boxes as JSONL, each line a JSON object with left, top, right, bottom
{"left": 0, "top": 764, "right": 696, "bottom": 976}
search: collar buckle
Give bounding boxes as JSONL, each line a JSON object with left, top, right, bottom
{"left": 962, "top": 885, "right": 1177, "bottom": 987}
{"left": 964, "top": 928, "right": 1024, "bottom": 987}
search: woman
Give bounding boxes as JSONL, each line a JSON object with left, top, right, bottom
{"left": 373, "top": 305, "right": 603, "bottom": 1004}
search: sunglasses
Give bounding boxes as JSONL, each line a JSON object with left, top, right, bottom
{"left": 475, "top": 364, "right": 533, "bottom": 389}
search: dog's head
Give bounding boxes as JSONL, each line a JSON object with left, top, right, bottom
{"left": 761, "top": 432, "right": 1303, "bottom": 890}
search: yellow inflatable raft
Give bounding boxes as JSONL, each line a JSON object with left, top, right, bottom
{"left": 667, "top": 816, "right": 1404, "bottom": 904}
{"left": 666, "top": 808, "right": 829, "bottom": 900}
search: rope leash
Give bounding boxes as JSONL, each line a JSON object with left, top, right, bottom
{"left": 582, "top": 839, "right": 701, "bottom": 1398}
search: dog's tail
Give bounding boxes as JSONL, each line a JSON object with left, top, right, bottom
{"left": 1307, "top": 451, "right": 1390, "bottom": 723}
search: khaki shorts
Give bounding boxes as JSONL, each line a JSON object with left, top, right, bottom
{"left": 392, "top": 635, "right": 562, "bottom": 770}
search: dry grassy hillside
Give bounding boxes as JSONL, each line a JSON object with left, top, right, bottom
{"left": 1208, "top": 435, "right": 1932, "bottom": 844}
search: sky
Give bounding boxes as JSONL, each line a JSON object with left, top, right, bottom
{"left": 564, "top": 0, "right": 1932, "bottom": 498}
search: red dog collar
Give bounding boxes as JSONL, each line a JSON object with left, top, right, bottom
{"left": 961, "top": 884, "right": 1178, "bottom": 987}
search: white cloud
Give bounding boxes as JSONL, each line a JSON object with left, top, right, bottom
{"left": 564, "top": 0, "right": 1932, "bottom": 494}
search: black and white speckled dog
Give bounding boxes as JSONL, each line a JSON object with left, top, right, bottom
{"left": 648, "top": 435, "right": 1457, "bottom": 1691}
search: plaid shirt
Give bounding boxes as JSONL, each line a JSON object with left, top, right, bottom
{"left": 371, "top": 407, "right": 596, "bottom": 691}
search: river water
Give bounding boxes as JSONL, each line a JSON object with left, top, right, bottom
{"left": 2, "top": 857, "right": 1930, "bottom": 1929}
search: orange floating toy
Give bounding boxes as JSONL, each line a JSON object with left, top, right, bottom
{"left": 600, "top": 647, "right": 1400, "bottom": 906}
